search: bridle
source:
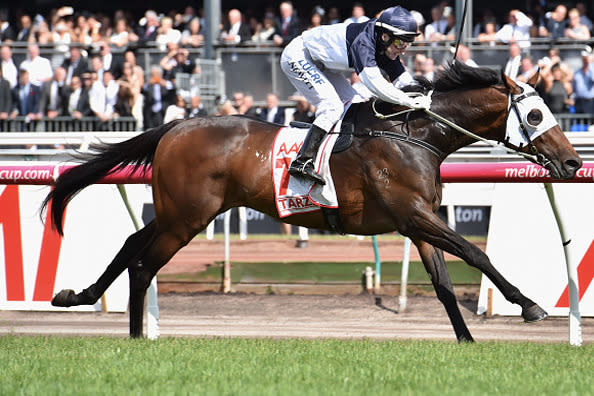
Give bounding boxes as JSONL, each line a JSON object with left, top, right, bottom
{"left": 371, "top": 89, "right": 554, "bottom": 168}
{"left": 507, "top": 90, "right": 552, "bottom": 169}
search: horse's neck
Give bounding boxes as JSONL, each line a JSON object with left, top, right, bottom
{"left": 353, "top": 89, "right": 508, "bottom": 162}
{"left": 419, "top": 89, "right": 508, "bottom": 158}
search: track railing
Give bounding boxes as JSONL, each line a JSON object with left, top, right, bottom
{"left": 0, "top": 161, "right": 588, "bottom": 345}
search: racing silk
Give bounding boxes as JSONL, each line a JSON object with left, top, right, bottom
{"left": 301, "top": 20, "right": 405, "bottom": 81}
{"left": 301, "top": 20, "right": 413, "bottom": 106}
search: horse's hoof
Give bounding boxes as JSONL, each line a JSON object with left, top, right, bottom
{"left": 51, "top": 289, "right": 76, "bottom": 307}
{"left": 522, "top": 304, "right": 548, "bottom": 323}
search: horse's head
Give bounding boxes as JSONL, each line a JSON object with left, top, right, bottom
{"left": 502, "top": 73, "right": 582, "bottom": 179}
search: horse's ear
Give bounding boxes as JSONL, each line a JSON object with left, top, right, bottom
{"left": 526, "top": 68, "right": 540, "bottom": 88}
{"left": 502, "top": 73, "right": 523, "bottom": 95}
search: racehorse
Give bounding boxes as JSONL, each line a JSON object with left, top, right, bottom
{"left": 44, "top": 62, "right": 582, "bottom": 341}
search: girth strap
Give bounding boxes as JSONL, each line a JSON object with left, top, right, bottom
{"left": 356, "top": 130, "right": 444, "bottom": 159}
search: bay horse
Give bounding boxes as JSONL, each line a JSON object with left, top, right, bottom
{"left": 44, "top": 62, "right": 582, "bottom": 341}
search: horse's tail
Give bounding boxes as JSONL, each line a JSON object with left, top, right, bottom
{"left": 42, "top": 120, "right": 184, "bottom": 235}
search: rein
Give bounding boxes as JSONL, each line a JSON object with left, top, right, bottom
{"left": 371, "top": 97, "right": 550, "bottom": 167}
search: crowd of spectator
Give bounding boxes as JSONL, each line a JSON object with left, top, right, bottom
{"left": 0, "top": 1, "right": 593, "bottom": 134}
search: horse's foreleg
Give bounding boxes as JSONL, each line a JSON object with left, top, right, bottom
{"left": 408, "top": 211, "right": 547, "bottom": 323}
{"left": 52, "top": 221, "right": 157, "bottom": 308}
{"left": 413, "top": 240, "right": 474, "bottom": 342}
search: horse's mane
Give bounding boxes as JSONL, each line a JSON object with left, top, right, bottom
{"left": 416, "top": 61, "right": 503, "bottom": 93}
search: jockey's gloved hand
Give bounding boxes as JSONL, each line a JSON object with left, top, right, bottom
{"left": 410, "top": 95, "right": 432, "bottom": 110}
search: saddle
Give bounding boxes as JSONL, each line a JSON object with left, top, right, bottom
{"left": 287, "top": 104, "right": 360, "bottom": 235}
{"left": 289, "top": 103, "right": 359, "bottom": 154}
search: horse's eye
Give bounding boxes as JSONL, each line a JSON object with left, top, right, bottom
{"left": 526, "top": 109, "right": 543, "bottom": 127}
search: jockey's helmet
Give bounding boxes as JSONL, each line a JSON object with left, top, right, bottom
{"left": 375, "top": 6, "right": 420, "bottom": 50}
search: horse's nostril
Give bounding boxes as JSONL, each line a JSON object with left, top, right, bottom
{"left": 564, "top": 158, "right": 581, "bottom": 170}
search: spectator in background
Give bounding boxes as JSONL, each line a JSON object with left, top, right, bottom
{"left": 110, "top": 17, "right": 138, "bottom": 48}
{"left": 232, "top": 91, "right": 244, "bottom": 111}
{"left": 16, "top": 14, "right": 33, "bottom": 42}
{"left": 215, "top": 99, "right": 238, "bottom": 115}
{"left": 309, "top": 8, "right": 324, "bottom": 30}
{"left": 103, "top": 70, "right": 119, "bottom": 117}
{"left": 410, "top": 10, "right": 425, "bottom": 40}
{"left": 72, "top": 13, "right": 92, "bottom": 45}
{"left": 181, "top": 17, "right": 204, "bottom": 47}
{"left": 576, "top": 2, "right": 593, "bottom": 31}
{"left": 564, "top": 8, "right": 590, "bottom": 40}
{"left": 163, "top": 94, "right": 187, "bottom": 123}
{"left": 1, "top": 45, "right": 17, "bottom": 89}
{"left": 456, "top": 44, "right": 478, "bottom": 67}
{"left": 289, "top": 92, "right": 315, "bottom": 123}
{"left": 423, "top": 57, "right": 436, "bottom": 81}
{"left": 39, "top": 66, "right": 68, "bottom": 119}
{"left": 137, "top": 10, "right": 160, "bottom": 47}
{"left": 259, "top": 93, "right": 284, "bottom": 124}
{"left": 68, "top": 74, "right": 91, "bottom": 119}
{"left": 0, "top": 10, "right": 16, "bottom": 42}
{"left": 504, "top": 42, "right": 522, "bottom": 80}
{"left": 572, "top": 47, "right": 594, "bottom": 114}
{"left": 19, "top": 44, "right": 53, "bottom": 87}
{"left": 160, "top": 44, "right": 193, "bottom": 82}
{"left": 188, "top": 95, "right": 208, "bottom": 117}
{"left": 118, "top": 59, "right": 144, "bottom": 126}
{"left": 99, "top": 41, "right": 123, "bottom": 79}
{"left": 220, "top": 9, "right": 252, "bottom": 45}
{"left": 156, "top": 16, "right": 182, "bottom": 51}
{"left": 123, "top": 50, "right": 145, "bottom": 87}
{"left": 517, "top": 57, "right": 538, "bottom": 83}
{"left": 89, "top": 71, "right": 108, "bottom": 124}
{"left": 473, "top": 9, "right": 498, "bottom": 37}
{"left": 90, "top": 55, "right": 105, "bottom": 83}
{"left": 11, "top": 68, "right": 41, "bottom": 120}
{"left": 32, "top": 19, "right": 53, "bottom": 45}
{"left": 86, "top": 14, "right": 104, "bottom": 43}
{"left": 239, "top": 94, "right": 258, "bottom": 117}
{"left": 539, "top": 5, "right": 567, "bottom": 39}
{"left": 62, "top": 44, "right": 88, "bottom": 85}
{"left": 442, "top": 7, "right": 456, "bottom": 40}
{"left": 344, "top": 3, "right": 369, "bottom": 25}
{"left": 496, "top": 9, "right": 533, "bottom": 49}
{"left": 542, "top": 63, "right": 572, "bottom": 113}
{"left": 425, "top": 6, "right": 447, "bottom": 43}
{"left": 142, "top": 65, "right": 175, "bottom": 129}
{"left": 273, "top": 1, "right": 301, "bottom": 47}
{"left": 477, "top": 18, "right": 497, "bottom": 45}
{"left": 50, "top": 18, "right": 72, "bottom": 67}
{"left": 545, "top": 48, "right": 573, "bottom": 84}
{"left": 252, "top": 13, "right": 276, "bottom": 42}
{"left": 0, "top": 67, "right": 12, "bottom": 121}
{"left": 413, "top": 54, "right": 426, "bottom": 76}
{"left": 327, "top": 7, "right": 341, "bottom": 25}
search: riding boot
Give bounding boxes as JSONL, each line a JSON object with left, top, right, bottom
{"left": 288, "top": 124, "right": 327, "bottom": 185}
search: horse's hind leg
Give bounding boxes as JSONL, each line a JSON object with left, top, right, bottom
{"left": 52, "top": 221, "right": 157, "bottom": 308}
{"left": 407, "top": 210, "right": 547, "bottom": 323}
{"left": 127, "top": 228, "right": 195, "bottom": 338}
{"left": 413, "top": 240, "right": 474, "bottom": 342}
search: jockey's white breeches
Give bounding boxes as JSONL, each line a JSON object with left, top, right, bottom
{"left": 280, "top": 37, "right": 358, "bottom": 132}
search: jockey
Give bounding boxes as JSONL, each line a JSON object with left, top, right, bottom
{"left": 280, "top": 6, "right": 431, "bottom": 185}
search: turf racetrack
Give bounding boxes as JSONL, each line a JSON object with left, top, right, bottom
{"left": 1, "top": 335, "right": 592, "bottom": 395}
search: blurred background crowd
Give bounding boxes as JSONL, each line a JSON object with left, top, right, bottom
{"left": 0, "top": 1, "right": 592, "bottom": 132}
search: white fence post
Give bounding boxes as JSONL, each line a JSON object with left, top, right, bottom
{"left": 544, "top": 183, "right": 583, "bottom": 346}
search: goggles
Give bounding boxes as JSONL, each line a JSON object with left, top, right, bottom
{"left": 392, "top": 37, "right": 411, "bottom": 49}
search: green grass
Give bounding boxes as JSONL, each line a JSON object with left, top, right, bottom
{"left": 158, "top": 260, "right": 482, "bottom": 284}
{"left": 0, "top": 336, "right": 592, "bottom": 396}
